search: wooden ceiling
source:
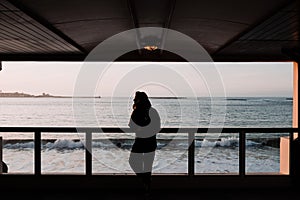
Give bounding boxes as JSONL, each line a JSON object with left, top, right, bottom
{"left": 0, "top": 0, "right": 299, "bottom": 62}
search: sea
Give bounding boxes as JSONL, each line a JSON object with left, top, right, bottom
{"left": 0, "top": 97, "right": 293, "bottom": 174}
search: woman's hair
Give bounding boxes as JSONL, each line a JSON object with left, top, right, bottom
{"left": 133, "top": 91, "right": 151, "bottom": 110}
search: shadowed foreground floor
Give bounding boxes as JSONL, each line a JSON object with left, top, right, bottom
{"left": 1, "top": 175, "right": 299, "bottom": 200}
{"left": 1, "top": 186, "right": 299, "bottom": 200}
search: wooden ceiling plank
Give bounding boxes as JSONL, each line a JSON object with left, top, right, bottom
{"left": 0, "top": 37, "right": 37, "bottom": 53}
{"left": 257, "top": 17, "right": 298, "bottom": 40}
{"left": 0, "top": 28, "right": 53, "bottom": 53}
{"left": 213, "top": 0, "right": 296, "bottom": 56}
{"left": 243, "top": 12, "right": 297, "bottom": 41}
{"left": 6, "top": 0, "right": 86, "bottom": 54}
{"left": 0, "top": 15, "right": 68, "bottom": 53}
{"left": 0, "top": 6, "right": 76, "bottom": 52}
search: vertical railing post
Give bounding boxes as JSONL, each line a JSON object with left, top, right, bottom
{"left": 239, "top": 131, "right": 246, "bottom": 177}
{"left": 289, "top": 132, "right": 294, "bottom": 177}
{"left": 188, "top": 132, "right": 195, "bottom": 177}
{"left": 0, "top": 137, "right": 2, "bottom": 174}
{"left": 34, "top": 131, "right": 41, "bottom": 175}
{"left": 85, "top": 131, "right": 92, "bottom": 175}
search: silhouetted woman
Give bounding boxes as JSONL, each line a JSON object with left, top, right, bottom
{"left": 128, "top": 91, "right": 160, "bottom": 193}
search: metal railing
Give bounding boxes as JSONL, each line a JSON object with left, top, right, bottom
{"left": 0, "top": 127, "right": 298, "bottom": 176}
{"left": 0, "top": 137, "right": 2, "bottom": 173}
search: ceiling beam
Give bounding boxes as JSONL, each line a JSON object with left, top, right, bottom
{"left": 282, "top": 47, "right": 300, "bottom": 63}
{"left": 160, "top": 0, "right": 176, "bottom": 55}
{"left": 0, "top": 53, "right": 293, "bottom": 62}
{"left": 127, "top": 0, "right": 139, "bottom": 28}
{"left": 127, "top": 0, "right": 142, "bottom": 55}
{"left": 164, "top": 0, "right": 176, "bottom": 29}
{"left": 0, "top": 54, "right": 86, "bottom": 62}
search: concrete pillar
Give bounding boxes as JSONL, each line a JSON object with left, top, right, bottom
{"left": 293, "top": 62, "right": 298, "bottom": 132}
{"left": 280, "top": 136, "right": 290, "bottom": 174}
{"left": 280, "top": 62, "right": 298, "bottom": 174}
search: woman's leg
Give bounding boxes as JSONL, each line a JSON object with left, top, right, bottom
{"left": 129, "top": 151, "right": 143, "bottom": 174}
{"left": 141, "top": 151, "right": 155, "bottom": 193}
{"left": 143, "top": 151, "right": 155, "bottom": 174}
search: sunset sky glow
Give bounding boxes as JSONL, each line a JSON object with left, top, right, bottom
{"left": 0, "top": 61, "right": 293, "bottom": 97}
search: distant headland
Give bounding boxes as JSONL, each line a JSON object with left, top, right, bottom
{"left": 0, "top": 91, "right": 101, "bottom": 98}
{"left": 149, "top": 96, "right": 186, "bottom": 99}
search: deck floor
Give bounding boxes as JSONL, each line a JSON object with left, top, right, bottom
{"left": 2, "top": 186, "right": 299, "bottom": 200}
{"left": 1, "top": 174, "right": 299, "bottom": 200}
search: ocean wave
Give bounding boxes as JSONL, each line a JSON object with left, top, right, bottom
{"left": 3, "top": 139, "right": 134, "bottom": 150}
{"left": 4, "top": 141, "right": 34, "bottom": 149}
{"left": 3, "top": 137, "right": 266, "bottom": 150}
{"left": 45, "top": 139, "right": 84, "bottom": 150}
{"left": 195, "top": 137, "right": 260, "bottom": 147}
{"left": 4, "top": 140, "right": 84, "bottom": 150}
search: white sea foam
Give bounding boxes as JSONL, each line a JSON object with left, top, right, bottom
{"left": 3, "top": 137, "right": 263, "bottom": 151}
{"left": 45, "top": 139, "right": 84, "bottom": 150}
{"left": 2, "top": 143, "right": 280, "bottom": 174}
{"left": 4, "top": 141, "right": 34, "bottom": 149}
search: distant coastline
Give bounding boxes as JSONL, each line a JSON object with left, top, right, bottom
{"left": 0, "top": 91, "right": 101, "bottom": 98}
{"left": 149, "top": 96, "right": 186, "bottom": 99}
{"left": 0, "top": 91, "right": 292, "bottom": 99}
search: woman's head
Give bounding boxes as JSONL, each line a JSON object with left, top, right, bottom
{"left": 133, "top": 91, "right": 151, "bottom": 110}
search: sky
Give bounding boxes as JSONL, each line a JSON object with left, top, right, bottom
{"left": 0, "top": 61, "right": 293, "bottom": 97}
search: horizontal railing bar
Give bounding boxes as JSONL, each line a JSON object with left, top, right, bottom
{"left": 0, "top": 127, "right": 298, "bottom": 133}
{"left": 0, "top": 127, "right": 298, "bottom": 178}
